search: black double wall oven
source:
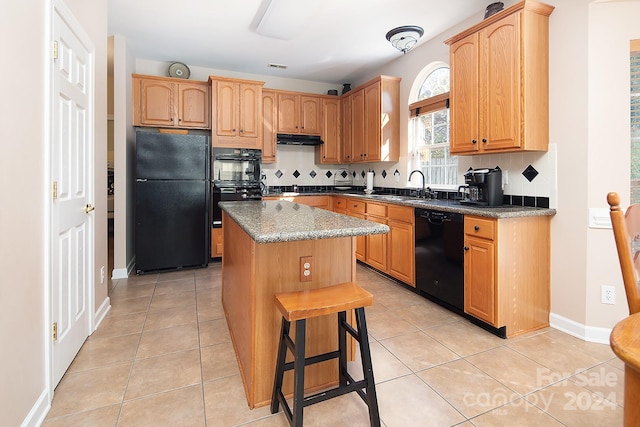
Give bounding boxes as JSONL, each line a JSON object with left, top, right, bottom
{"left": 211, "top": 148, "right": 262, "bottom": 228}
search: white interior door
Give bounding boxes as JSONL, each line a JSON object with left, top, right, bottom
{"left": 51, "top": 1, "right": 95, "bottom": 387}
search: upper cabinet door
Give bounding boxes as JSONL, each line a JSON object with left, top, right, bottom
{"left": 450, "top": 33, "right": 480, "bottom": 154}
{"left": 277, "top": 93, "right": 299, "bottom": 133}
{"left": 480, "top": 13, "right": 521, "bottom": 151}
{"left": 214, "top": 80, "right": 239, "bottom": 137}
{"left": 138, "top": 79, "right": 175, "bottom": 127}
{"left": 261, "top": 90, "right": 277, "bottom": 163}
{"left": 299, "top": 96, "right": 321, "bottom": 134}
{"left": 239, "top": 83, "right": 260, "bottom": 138}
{"left": 178, "top": 83, "right": 210, "bottom": 128}
{"left": 316, "top": 98, "right": 340, "bottom": 164}
{"left": 363, "top": 82, "right": 381, "bottom": 162}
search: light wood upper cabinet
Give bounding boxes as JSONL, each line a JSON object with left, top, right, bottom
{"left": 132, "top": 74, "right": 210, "bottom": 129}
{"left": 315, "top": 97, "right": 341, "bottom": 164}
{"left": 261, "top": 90, "right": 277, "bottom": 163}
{"left": 210, "top": 76, "right": 264, "bottom": 148}
{"left": 346, "top": 76, "right": 400, "bottom": 163}
{"left": 446, "top": 1, "right": 554, "bottom": 155}
{"left": 340, "top": 96, "right": 353, "bottom": 163}
{"left": 277, "top": 92, "right": 321, "bottom": 135}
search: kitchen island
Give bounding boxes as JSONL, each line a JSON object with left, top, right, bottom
{"left": 218, "top": 200, "right": 389, "bottom": 408}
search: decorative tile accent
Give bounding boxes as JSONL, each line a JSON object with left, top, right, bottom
{"left": 275, "top": 170, "right": 283, "bottom": 179}
{"left": 522, "top": 165, "right": 539, "bottom": 182}
{"left": 360, "top": 170, "right": 366, "bottom": 178}
{"left": 339, "top": 170, "right": 348, "bottom": 179}
{"left": 352, "top": 171, "right": 356, "bottom": 178}
{"left": 326, "top": 171, "right": 333, "bottom": 178}
{"left": 382, "top": 170, "right": 387, "bottom": 179}
{"left": 309, "top": 170, "right": 317, "bottom": 178}
{"left": 293, "top": 170, "right": 300, "bottom": 178}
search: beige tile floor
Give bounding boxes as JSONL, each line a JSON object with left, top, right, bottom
{"left": 44, "top": 262, "right": 624, "bottom": 426}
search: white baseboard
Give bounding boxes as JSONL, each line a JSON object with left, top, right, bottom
{"left": 111, "top": 256, "right": 136, "bottom": 280}
{"left": 93, "top": 296, "right": 111, "bottom": 333}
{"left": 20, "top": 388, "right": 50, "bottom": 427}
{"left": 111, "top": 268, "right": 128, "bottom": 280}
{"left": 549, "top": 312, "right": 612, "bottom": 344}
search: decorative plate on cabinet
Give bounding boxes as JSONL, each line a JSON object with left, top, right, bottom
{"left": 168, "top": 62, "right": 190, "bottom": 79}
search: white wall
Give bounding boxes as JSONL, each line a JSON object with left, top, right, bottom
{"left": 585, "top": 0, "right": 640, "bottom": 332}
{"left": 111, "top": 35, "right": 137, "bottom": 279}
{"left": 1, "top": 0, "right": 108, "bottom": 425}
{"left": 0, "top": 2, "right": 47, "bottom": 425}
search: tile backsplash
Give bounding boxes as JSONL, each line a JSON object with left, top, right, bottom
{"left": 260, "top": 144, "right": 558, "bottom": 209}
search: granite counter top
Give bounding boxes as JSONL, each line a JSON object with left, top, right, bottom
{"left": 219, "top": 200, "right": 389, "bottom": 244}
{"left": 265, "top": 191, "right": 556, "bottom": 219}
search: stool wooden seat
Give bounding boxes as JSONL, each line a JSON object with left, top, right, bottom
{"left": 270, "top": 282, "right": 380, "bottom": 427}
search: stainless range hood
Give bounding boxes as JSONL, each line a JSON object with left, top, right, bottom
{"left": 276, "top": 133, "right": 324, "bottom": 145}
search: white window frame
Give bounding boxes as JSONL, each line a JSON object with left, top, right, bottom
{"left": 408, "top": 63, "right": 458, "bottom": 190}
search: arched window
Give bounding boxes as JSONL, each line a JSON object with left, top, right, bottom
{"left": 409, "top": 64, "right": 457, "bottom": 188}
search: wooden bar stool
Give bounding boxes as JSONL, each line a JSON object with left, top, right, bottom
{"left": 270, "top": 282, "right": 380, "bottom": 427}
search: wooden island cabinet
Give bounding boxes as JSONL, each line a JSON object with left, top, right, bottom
{"left": 218, "top": 200, "right": 388, "bottom": 408}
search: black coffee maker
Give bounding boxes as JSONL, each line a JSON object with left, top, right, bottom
{"left": 460, "top": 166, "right": 503, "bottom": 206}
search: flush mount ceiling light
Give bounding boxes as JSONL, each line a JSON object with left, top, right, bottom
{"left": 385, "top": 25, "right": 424, "bottom": 54}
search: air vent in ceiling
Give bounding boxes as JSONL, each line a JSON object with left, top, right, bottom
{"left": 268, "top": 63, "right": 288, "bottom": 69}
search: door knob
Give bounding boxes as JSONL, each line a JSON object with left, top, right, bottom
{"left": 84, "top": 204, "right": 95, "bottom": 213}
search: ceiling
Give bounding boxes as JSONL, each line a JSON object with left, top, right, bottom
{"left": 108, "top": 0, "right": 488, "bottom": 84}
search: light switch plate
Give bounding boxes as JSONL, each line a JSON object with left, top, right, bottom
{"left": 588, "top": 208, "right": 612, "bottom": 229}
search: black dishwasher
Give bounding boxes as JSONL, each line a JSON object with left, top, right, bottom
{"left": 414, "top": 208, "right": 465, "bottom": 312}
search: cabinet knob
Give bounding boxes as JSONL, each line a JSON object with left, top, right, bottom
{"left": 472, "top": 139, "right": 477, "bottom": 144}
{"left": 474, "top": 225, "right": 480, "bottom": 231}
{"left": 240, "top": 129, "right": 244, "bottom": 133}
{"left": 464, "top": 246, "right": 469, "bottom": 251}
{"left": 482, "top": 138, "right": 487, "bottom": 143}
{"left": 233, "top": 128, "right": 236, "bottom": 132}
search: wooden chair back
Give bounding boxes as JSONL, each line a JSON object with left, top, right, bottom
{"left": 608, "top": 192, "right": 640, "bottom": 314}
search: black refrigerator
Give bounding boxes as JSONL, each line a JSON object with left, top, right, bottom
{"left": 135, "top": 131, "right": 210, "bottom": 273}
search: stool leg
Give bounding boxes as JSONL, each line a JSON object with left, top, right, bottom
{"left": 292, "top": 319, "right": 306, "bottom": 427}
{"left": 338, "top": 311, "right": 348, "bottom": 386}
{"left": 355, "top": 307, "right": 380, "bottom": 427}
{"left": 271, "top": 317, "right": 290, "bottom": 414}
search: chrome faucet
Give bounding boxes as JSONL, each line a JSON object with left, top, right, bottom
{"left": 409, "top": 170, "right": 426, "bottom": 198}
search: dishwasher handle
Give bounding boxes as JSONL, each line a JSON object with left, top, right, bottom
{"left": 417, "top": 210, "right": 459, "bottom": 224}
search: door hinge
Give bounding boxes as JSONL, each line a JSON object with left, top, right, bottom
{"left": 52, "top": 322, "right": 58, "bottom": 341}
{"left": 52, "top": 40, "right": 58, "bottom": 60}
{"left": 52, "top": 181, "right": 57, "bottom": 200}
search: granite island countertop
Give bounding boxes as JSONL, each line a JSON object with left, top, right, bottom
{"left": 219, "top": 200, "right": 389, "bottom": 244}
{"left": 264, "top": 191, "right": 556, "bottom": 219}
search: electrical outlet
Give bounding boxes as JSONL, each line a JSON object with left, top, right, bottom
{"left": 601, "top": 285, "right": 615, "bottom": 305}
{"left": 300, "top": 256, "right": 312, "bottom": 282}
{"left": 100, "top": 266, "right": 105, "bottom": 284}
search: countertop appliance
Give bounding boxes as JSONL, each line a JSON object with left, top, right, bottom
{"left": 135, "top": 131, "right": 210, "bottom": 273}
{"left": 460, "top": 167, "right": 503, "bottom": 206}
{"left": 211, "top": 148, "right": 262, "bottom": 228}
{"left": 414, "top": 208, "right": 464, "bottom": 312}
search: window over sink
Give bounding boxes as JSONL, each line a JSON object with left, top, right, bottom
{"left": 408, "top": 63, "right": 458, "bottom": 189}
